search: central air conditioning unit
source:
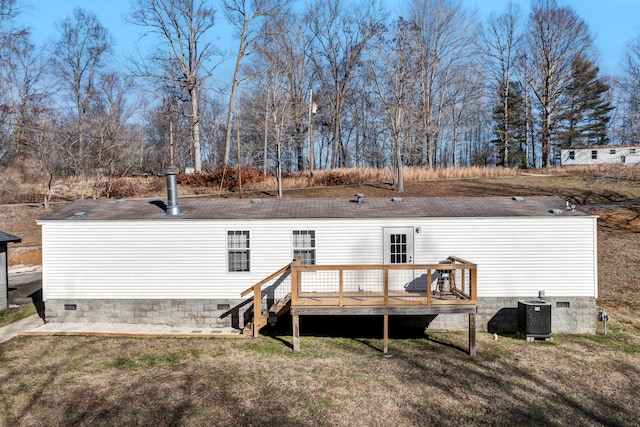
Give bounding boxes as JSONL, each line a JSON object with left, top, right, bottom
{"left": 517, "top": 300, "right": 552, "bottom": 341}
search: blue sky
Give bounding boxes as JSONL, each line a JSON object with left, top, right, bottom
{"left": 19, "top": 0, "right": 640, "bottom": 78}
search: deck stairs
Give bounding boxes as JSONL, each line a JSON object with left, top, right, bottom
{"left": 267, "top": 294, "right": 292, "bottom": 325}
{"left": 240, "top": 262, "right": 294, "bottom": 338}
{"left": 242, "top": 294, "right": 291, "bottom": 338}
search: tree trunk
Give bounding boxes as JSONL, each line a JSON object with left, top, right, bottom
{"left": 224, "top": 24, "right": 248, "bottom": 167}
{"left": 190, "top": 86, "right": 202, "bottom": 172}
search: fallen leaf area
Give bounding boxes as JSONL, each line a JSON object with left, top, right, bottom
{"left": 1, "top": 173, "right": 639, "bottom": 426}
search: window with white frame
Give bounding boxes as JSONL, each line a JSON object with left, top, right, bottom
{"left": 227, "top": 231, "right": 250, "bottom": 272}
{"left": 591, "top": 150, "right": 598, "bottom": 159}
{"left": 568, "top": 151, "right": 575, "bottom": 160}
{"left": 610, "top": 149, "right": 616, "bottom": 154}
{"left": 293, "top": 230, "right": 315, "bottom": 265}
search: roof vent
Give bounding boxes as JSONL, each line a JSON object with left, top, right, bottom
{"left": 163, "top": 124, "right": 183, "bottom": 217}
{"left": 565, "top": 201, "right": 576, "bottom": 211}
{"left": 355, "top": 193, "right": 364, "bottom": 204}
{"left": 549, "top": 208, "right": 563, "bottom": 215}
{"left": 391, "top": 197, "right": 403, "bottom": 203}
{"left": 251, "top": 198, "right": 262, "bottom": 204}
{"left": 115, "top": 199, "right": 127, "bottom": 205}
{"left": 163, "top": 165, "right": 183, "bottom": 217}
{"left": 512, "top": 196, "right": 524, "bottom": 201}
{"left": 73, "top": 211, "right": 87, "bottom": 218}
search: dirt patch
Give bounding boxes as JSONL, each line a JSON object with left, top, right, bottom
{"left": 0, "top": 203, "right": 52, "bottom": 267}
{"left": 9, "top": 248, "right": 42, "bottom": 267}
{"left": 591, "top": 206, "right": 640, "bottom": 232}
{"left": 0, "top": 204, "right": 53, "bottom": 247}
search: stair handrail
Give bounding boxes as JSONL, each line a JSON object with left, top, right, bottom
{"left": 240, "top": 260, "right": 295, "bottom": 337}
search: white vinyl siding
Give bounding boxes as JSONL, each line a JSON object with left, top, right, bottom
{"left": 39, "top": 215, "right": 597, "bottom": 301}
{"left": 561, "top": 146, "right": 640, "bottom": 165}
{"left": 413, "top": 217, "right": 597, "bottom": 298}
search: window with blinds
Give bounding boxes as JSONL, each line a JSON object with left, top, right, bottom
{"left": 293, "top": 230, "right": 315, "bottom": 265}
{"left": 227, "top": 231, "right": 250, "bottom": 272}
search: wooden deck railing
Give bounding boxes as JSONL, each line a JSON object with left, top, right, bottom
{"left": 290, "top": 256, "right": 477, "bottom": 308}
{"left": 240, "top": 261, "right": 293, "bottom": 337}
{"left": 241, "top": 256, "right": 477, "bottom": 338}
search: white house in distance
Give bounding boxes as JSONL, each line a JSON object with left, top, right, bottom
{"left": 561, "top": 145, "right": 640, "bottom": 166}
{"left": 37, "top": 189, "right": 598, "bottom": 336}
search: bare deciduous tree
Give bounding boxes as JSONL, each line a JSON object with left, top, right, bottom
{"left": 520, "top": 0, "right": 593, "bottom": 167}
{"left": 480, "top": 2, "right": 521, "bottom": 166}
{"left": 254, "top": 12, "right": 311, "bottom": 172}
{"left": 52, "top": 8, "right": 112, "bottom": 197}
{"left": 0, "top": 0, "right": 27, "bottom": 55}
{"left": 129, "top": 0, "right": 218, "bottom": 173}
{"left": 221, "top": 0, "right": 289, "bottom": 167}
{"left": 409, "top": 0, "right": 477, "bottom": 169}
{"left": 5, "top": 35, "right": 59, "bottom": 207}
{"left": 370, "top": 18, "right": 418, "bottom": 192}
{"left": 620, "top": 35, "right": 640, "bottom": 144}
{"left": 88, "top": 72, "right": 139, "bottom": 199}
{"left": 0, "top": 0, "right": 30, "bottom": 164}
{"left": 305, "top": 0, "right": 386, "bottom": 169}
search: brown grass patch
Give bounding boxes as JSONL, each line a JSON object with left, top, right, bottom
{"left": 0, "top": 330, "right": 638, "bottom": 426}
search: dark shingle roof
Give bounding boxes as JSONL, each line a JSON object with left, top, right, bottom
{"left": 0, "top": 231, "right": 21, "bottom": 243}
{"left": 38, "top": 196, "right": 590, "bottom": 221}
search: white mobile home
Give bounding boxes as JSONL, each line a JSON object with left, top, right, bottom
{"left": 561, "top": 145, "right": 640, "bottom": 166}
{"left": 37, "top": 194, "right": 598, "bottom": 335}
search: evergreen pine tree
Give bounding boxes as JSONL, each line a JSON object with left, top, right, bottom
{"left": 492, "top": 81, "right": 527, "bottom": 167}
{"left": 557, "top": 55, "right": 613, "bottom": 147}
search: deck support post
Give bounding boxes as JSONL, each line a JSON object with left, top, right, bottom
{"left": 383, "top": 315, "right": 389, "bottom": 354}
{"left": 293, "top": 314, "right": 300, "bottom": 352}
{"left": 469, "top": 312, "right": 476, "bottom": 357}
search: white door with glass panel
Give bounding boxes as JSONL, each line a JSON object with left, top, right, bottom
{"left": 383, "top": 227, "right": 414, "bottom": 264}
{"left": 383, "top": 227, "right": 417, "bottom": 292}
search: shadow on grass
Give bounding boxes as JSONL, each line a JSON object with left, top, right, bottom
{"left": 423, "top": 332, "right": 469, "bottom": 354}
{"left": 260, "top": 314, "right": 470, "bottom": 354}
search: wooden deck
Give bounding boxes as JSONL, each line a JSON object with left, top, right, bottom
{"left": 296, "top": 290, "right": 471, "bottom": 305}
{"left": 241, "top": 256, "right": 478, "bottom": 355}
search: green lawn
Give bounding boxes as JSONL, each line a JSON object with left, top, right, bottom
{"left": 0, "top": 305, "right": 36, "bottom": 328}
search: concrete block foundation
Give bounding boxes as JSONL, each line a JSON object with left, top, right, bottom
{"left": 426, "top": 296, "right": 597, "bottom": 334}
{"left": 45, "top": 298, "right": 251, "bottom": 329}
{"left": 45, "top": 296, "right": 597, "bottom": 335}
